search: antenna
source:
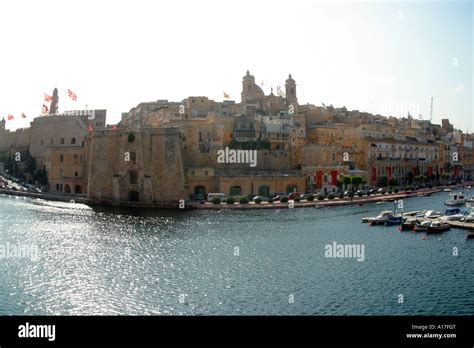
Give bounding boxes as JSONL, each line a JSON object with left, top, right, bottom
{"left": 430, "top": 97, "right": 433, "bottom": 123}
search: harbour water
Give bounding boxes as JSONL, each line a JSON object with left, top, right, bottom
{"left": 0, "top": 191, "right": 473, "bottom": 315}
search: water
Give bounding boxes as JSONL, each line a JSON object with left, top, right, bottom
{"left": 0, "top": 191, "right": 473, "bottom": 315}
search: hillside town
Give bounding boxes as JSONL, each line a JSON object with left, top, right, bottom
{"left": 0, "top": 71, "right": 473, "bottom": 205}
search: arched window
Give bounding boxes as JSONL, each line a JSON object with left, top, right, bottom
{"left": 60, "top": 138, "right": 65, "bottom": 144}
{"left": 74, "top": 185, "right": 82, "bottom": 194}
{"left": 64, "top": 184, "right": 71, "bottom": 194}
{"left": 129, "top": 171, "right": 138, "bottom": 185}
{"left": 71, "top": 138, "right": 76, "bottom": 145}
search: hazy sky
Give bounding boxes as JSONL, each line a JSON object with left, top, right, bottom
{"left": 0, "top": 0, "right": 472, "bottom": 132}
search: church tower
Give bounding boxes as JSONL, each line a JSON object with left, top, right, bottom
{"left": 241, "top": 70, "right": 255, "bottom": 103}
{"left": 0, "top": 117, "right": 5, "bottom": 130}
{"left": 49, "top": 88, "right": 59, "bottom": 115}
{"left": 285, "top": 74, "right": 297, "bottom": 106}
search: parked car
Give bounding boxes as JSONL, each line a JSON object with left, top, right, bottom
{"left": 288, "top": 192, "right": 302, "bottom": 200}
{"left": 355, "top": 190, "right": 367, "bottom": 196}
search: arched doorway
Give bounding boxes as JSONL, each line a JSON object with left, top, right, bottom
{"left": 64, "top": 184, "right": 71, "bottom": 194}
{"left": 258, "top": 185, "right": 270, "bottom": 197}
{"left": 74, "top": 185, "right": 82, "bottom": 194}
{"left": 286, "top": 184, "right": 298, "bottom": 194}
{"left": 229, "top": 185, "right": 241, "bottom": 196}
{"left": 129, "top": 190, "right": 139, "bottom": 202}
{"left": 194, "top": 185, "right": 206, "bottom": 199}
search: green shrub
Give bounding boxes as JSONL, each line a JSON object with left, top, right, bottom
{"left": 212, "top": 197, "right": 221, "bottom": 204}
{"left": 317, "top": 193, "right": 325, "bottom": 200}
{"left": 254, "top": 197, "right": 262, "bottom": 204}
{"left": 294, "top": 197, "right": 301, "bottom": 202}
{"left": 338, "top": 193, "right": 344, "bottom": 199}
{"left": 226, "top": 197, "right": 235, "bottom": 204}
{"left": 280, "top": 195, "right": 288, "bottom": 203}
{"left": 128, "top": 132, "right": 135, "bottom": 143}
{"left": 328, "top": 193, "right": 335, "bottom": 199}
{"left": 367, "top": 191, "right": 371, "bottom": 196}
{"left": 357, "top": 191, "right": 363, "bottom": 197}
{"left": 239, "top": 196, "right": 249, "bottom": 204}
{"left": 267, "top": 198, "right": 274, "bottom": 203}
{"left": 394, "top": 188, "right": 399, "bottom": 193}
{"left": 307, "top": 194, "right": 315, "bottom": 201}
{"left": 388, "top": 189, "right": 393, "bottom": 194}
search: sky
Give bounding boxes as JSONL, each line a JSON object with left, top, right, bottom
{"left": 0, "top": 0, "right": 472, "bottom": 132}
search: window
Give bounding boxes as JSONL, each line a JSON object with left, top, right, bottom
{"left": 50, "top": 139, "right": 54, "bottom": 145}
{"left": 332, "top": 153, "right": 336, "bottom": 161}
{"left": 204, "top": 171, "right": 209, "bottom": 176}
{"left": 56, "top": 184, "right": 59, "bottom": 190}
{"left": 191, "top": 170, "right": 195, "bottom": 176}
{"left": 95, "top": 122, "right": 102, "bottom": 127}
{"left": 73, "top": 155, "right": 78, "bottom": 163}
{"left": 75, "top": 171, "right": 78, "bottom": 177}
{"left": 129, "top": 171, "right": 138, "bottom": 185}
{"left": 60, "top": 169, "right": 64, "bottom": 177}
{"left": 130, "top": 152, "right": 136, "bottom": 164}
{"left": 60, "top": 138, "right": 65, "bottom": 144}
{"left": 60, "top": 154, "right": 64, "bottom": 162}
{"left": 71, "top": 138, "right": 76, "bottom": 145}
{"left": 40, "top": 139, "right": 44, "bottom": 145}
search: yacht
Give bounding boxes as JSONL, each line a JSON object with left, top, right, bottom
{"left": 445, "top": 193, "right": 466, "bottom": 206}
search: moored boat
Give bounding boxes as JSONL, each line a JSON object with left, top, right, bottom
{"left": 413, "top": 220, "right": 431, "bottom": 232}
{"left": 445, "top": 193, "right": 466, "bottom": 206}
{"left": 401, "top": 218, "right": 417, "bottom": 230}
{"left": 427, "top": 221, "right": 450, "bottom": 233}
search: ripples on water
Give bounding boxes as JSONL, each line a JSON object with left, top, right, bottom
{"left": 0, "top": 192, "right": 473, "bottom": 315}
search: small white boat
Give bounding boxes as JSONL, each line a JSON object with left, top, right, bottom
{"left": 416, "top": 210, "right": 441, "bottom": 219}
{"left": 445, "top": 193, "right": 466, "bottom": 206}
{"left": 427, "top": 220, "right": 450, "bottom": 233}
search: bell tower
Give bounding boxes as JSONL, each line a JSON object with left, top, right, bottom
{"left": 285, "top": 74, "right": 297, "bottom": 106}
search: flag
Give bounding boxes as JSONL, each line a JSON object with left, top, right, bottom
{"left": 21, "top": 112, "right": 26, "bottom": 119}
{"left": 223, "top": 92, "right": 230, "bottom": 99}
{"left": 261, "top": 80, "right": 264, "bottom": 86}
{"left": 88, "top": 123, "right": 93, "bottom": 132}
{"left": 112, "top": 125, "right": 117, "bottom": 130}
{"left": 68, "top": 89, "right": 77, "bottom": 101}
{"left": 44, "top": 94, "right": 53, "bottom": 102}
{"left": 42, "top": 104, "right": 49, "bottom": 114}
{"left": 7, "top": 114, "right": 14, "bottom": 120}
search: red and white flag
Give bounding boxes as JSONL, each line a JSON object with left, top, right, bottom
{"left": 7, "top": 114, "right": 14, "bottom": 120}
{"left": 87, "top": 123, "right": 93, "bottom": 132}
{"left": 68, "top": 89, "right": 77, "bottom": 101}
{"left": 21, "top": 112, "right": 27, "bottom": 118}
{"left": 112, "top": 125, "right": 117, "bottom": 130}
{"left": 42, "top": 104, "right": 49, "bottom": 114}
{"left": 44, "top": 94, "right": 53, "bottom": 102}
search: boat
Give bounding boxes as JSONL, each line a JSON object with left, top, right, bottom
{"left": 413, "top": 220, "right": 431, "bottom": 232}
{"left": 384, "top": 215, "right": 403, "bottom": 226}
{"left": 415, "top": 210, "right": 441, "bottom": 219}
{"left": 440, "top": 208, "right": 466, "bottom": 222}
{"left": 445, "top": 192, "right": 466, "bottom": 206}
{"left": 401, "top": 218, "right": 417, "bottom": 230}
{"left": 363, "top": 211, "right": 400, "bottom": 225}
{"left": 427, "top": 221, "right": 450, "bottom": 233}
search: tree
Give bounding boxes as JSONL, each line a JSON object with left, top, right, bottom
{"left": 336, "top": 180, "right": 343, "bottom": 192}
{"left": 377, "top": 176, "right": 388, "bottom": 188}
{"left": 342, "top": 176, "right": 351, "bottom": 190}
{"left": 406, "top": 172, "right": 414, "bottom": 184}
{"left": 351, "top": 176, "right": 363, "bottom": 189}
{"left": 388, "top": 178, "right": 398, "bottom": 187}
